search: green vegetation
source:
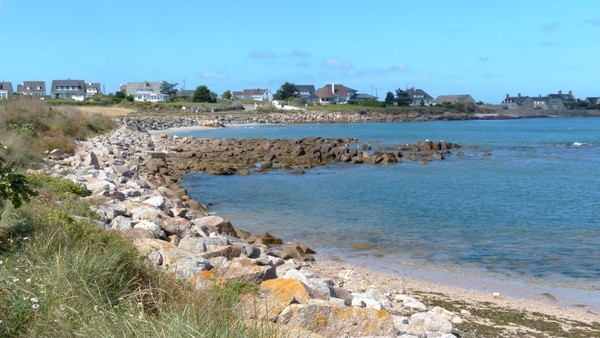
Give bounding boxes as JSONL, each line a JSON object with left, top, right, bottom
{"left": 0, "top": 174, "right": 260, "bottom": 337}
{"left": 193, "top": 85, "right": 218, "bottom": 103}
{"left": 274, "top": 82, "right": 298, "bottom": 100}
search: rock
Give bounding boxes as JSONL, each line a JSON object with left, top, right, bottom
{"left": 129, "top": 203, "right": 163, "bottom": 221}
{"left": 85, "top": 151, "right": 100, "bottom": 169}
{"left": 392, "top": 315, "right": 410, "bottom": 335}
{"left": 194, "top": 216, "right": 236, "bottom": 236}
{"left": 121, "top": 228, "right": 155, "bottom": 241}
{"left": 429, "top": 306, "right": 463, "bottom": 324}
{"left": 133, "top": 220, "right": 166, "bottom": 239}
{"left": 408, "top": 312, "right": 453, "bottom": 335}
{"left": 110, "top": 215, "right": 133, "bottom": 231}
{"left": 240, "top": 277, "right": 313, "bottom": 321}
{"left": 280, "top": 242, "right": 316, "bottom": 261}
{"left": 257, "top": 232, "right": 283, "bottom": 246}
{"left": 143, "top": 195, "right": 166, "bottom": 209}
{"left": 338, "top": 269, "right": 366, "bottom": 283}
{"left": 396, "top": 294, "right": 427, "bottom": 311}
{"left": 277, "top": 301, "right": 395, "bottom": 337}
{"left": 284, "top": 269, "right": 334, "bottom": 300}
{"left": 351, "top": 292, "right": 384, "bottom": 310}
{"left": 133, "top": 238, "right": 211, "bottom": 280}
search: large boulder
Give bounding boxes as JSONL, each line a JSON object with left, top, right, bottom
{"left": 193, "top": 216, "right": 236, "bottom": 236}
{"left": 240, "top": 277, "right": 313, "bottom": 321}
{"left": 277, "top": 300, "right": 396, "bottom": 337}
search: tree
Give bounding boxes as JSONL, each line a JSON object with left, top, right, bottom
{"left": 193, "top": 85, "right": 216, "bottom": 103}
{"left": 274, "top": 82, "right": 298, "bottom": 100}
{"left": 221, "top": 90, "right": 232, "bottom": 100}
{"left": 384, "top": 91, "right": 395, "bottom": 105}
{"left": 115, "top": 91, "right": 126, "bottom": 99}
{"left": 160, "top": 81, "right": 178, "bottom": 98}
{"left": 395, "top": 89, "right": 410, "bottom": 106}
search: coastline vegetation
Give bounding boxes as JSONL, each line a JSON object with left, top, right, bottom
{"left": 0, "top": 97, "right": 265, "bottom": 337}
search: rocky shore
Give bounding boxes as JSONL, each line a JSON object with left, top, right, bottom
{"left": 38, "top": 125, "right": 600, "bottom": 337}
{"left": 117, "top": 109, "right": 506, "bottom": 132}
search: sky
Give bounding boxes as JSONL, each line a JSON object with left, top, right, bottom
{"left": 1, "top": 0, "right": 599, "bottom": 103}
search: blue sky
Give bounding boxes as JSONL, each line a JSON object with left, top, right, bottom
{"left": 1, "top": 0, "right": 599, "bottom": 103}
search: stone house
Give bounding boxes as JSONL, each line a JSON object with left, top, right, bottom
{"left": 405, "top": 87, "right": 434, "bottom": 106}
{"left": 51, "top": 79, "right": 86, "bottom": 101}
{"left": 315, "top": 84, "right": 357, "bottom": 105}
{"left": 295, "top": 85, "right": 319, "bottom": 104}
{"left": 126, "top": 82, "right": 170, "bottom": 102}
{"left": 532, "top": 96, "right": 548, "bottom": 109}
{"left": 433, "top": 94, "right": 475, "bottom": 105}
{"left": 502, "top": 94, "right": 534, "bottom": 110}
{"left": 17, "top": 81, "right": 46, "bottom": 96}
{"left": 0, "top": 82, "right": 13, "bottom": 99}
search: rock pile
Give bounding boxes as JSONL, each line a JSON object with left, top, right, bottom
{"left": 41, "top": 125, "right": 463, "bottom": 337}
{"left": 156, "top": 136, "right": 461, "bottom": 176}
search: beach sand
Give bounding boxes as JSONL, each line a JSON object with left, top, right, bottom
{"left": 308, "top": 258, "right": 600, "bottom": 335}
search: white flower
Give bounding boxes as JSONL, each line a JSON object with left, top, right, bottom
{"left": 22, "top": 237, "right": 29, "bottom": 240}
{"left": 26, "top": 278, "right": 32, "bottom": 283}
{"left": 30, "top": 298, "right": 38, "bottom": 303}
{"left": 32, "top": 304, "right": 40, "bottom": 309}
{"left": 0, "top": 260, "right": 3, "bottom": 265}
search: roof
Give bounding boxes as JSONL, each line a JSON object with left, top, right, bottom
{"left": 405, "top": 87, "right": 433, "bottom": 100}
{"left": 295, "top": 85, "right": 315, "bottom": 94}
{"left": 17, "top": 81, "right": 46, "bottom": 93}
{"left": 0, "top": 82, "right": 12, "bottom": 91}
{"left": 51, "top": 79, "right": 85, "bottom": 94}
{"left": 177, "top": 89, "right": 195, "bottom": 97}
{"left": 433, "top": 95, "right": 473, "bottom": 103}
{"left": 502, "top": 94, "right": 531, "bottom": 104}
{"left": 126, "top": 81, "right": 161, "bottom": 95}
{"left": 351, "top": 93, "right": 377, "bottom": 100}
{"left": 315, "top": 84, "right": 357, "bottom": 99}
{"left": 243, "top": 88, "right": 269, "bottom": 96}
{"left": 86, "top": 82, "right": 102, "bottom": 92}
{"left": 532, "top": 96, "right": 548, "bottom": 102}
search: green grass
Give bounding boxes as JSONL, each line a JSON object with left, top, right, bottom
{"left": 0, "top": 175, "right": 264, "bottom": 337}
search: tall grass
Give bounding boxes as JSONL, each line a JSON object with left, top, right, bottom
{"left": 0, "top": 175, "right": 263, "bottom": 337}
{"left": 0, "top": 97, "right": 117, "bottom": 167}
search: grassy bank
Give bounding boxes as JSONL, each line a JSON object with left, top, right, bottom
{"left": 0, "top": 97, "right": 264, "bottom": 337}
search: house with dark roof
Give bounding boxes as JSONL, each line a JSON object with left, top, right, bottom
{"left": 315, "top": 84, "right": 357, "bottom": 104}
{"left": 240, "top": 88, "right": 273, "bottom": 101}
{"left": 585, "top": 97, "right": 600, "bottom": 105}
{"left": 502, "top": 93, "right": 534, "bottom": 110}
{"left": 433, "top": 94, "right": 475, "bottom": 105}
{"left": 0, "top": 82, "right": 13, "bottom": 99}
{"left": 405, "top": 87, "right": 434, "bottom": 106}
{"left": 546, "top": 90, "right": 573, "bottom": 110}
{"left": 351, "top": 93, "right": 377, "bottom": 101}
{"left": 51, "top": 79, "right": 86, "bottom": 100}
{"left": 294, "top": 85, "right": 318, "bottom": 104}
{"left": 126, "top": 81, "right": 169, "bottom": 102}
{"left": 532, "top": 96, "right": 548, "bottom": 109}
{"left": 17, "top": 81, "right": 46, "bottom": 96}
{"left": 176, "top": 89, "right": 195, "bottom": 98}
{"left": 85, "top": 82, "right": 102, "bottom": 99}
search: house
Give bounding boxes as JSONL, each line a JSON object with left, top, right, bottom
{"left": 294, "top": 85, "right": 318, "bottom": 104}
{"left": 0, "top": 82, "right": 13, "bottom": 99}
{"left": 232, "top": 91, "right": 244, "bottom": 100}
{"left": 405, "top": 87, "right": 434, "bottom": 106}
{"left": 51, "top": 79, "right": 86, "bottom": 101}
{"left": 351, "top": 93, "right": 377, "bottom": 101}
{"left": 501, "top": 93, "right": 534, "bottom": 110}
{"left": 240, "top": 88, "right": 273, "bottom": 102}
{"left": 126, "top": 82, "right": 170, "bottom": 102}
{"left": 315, "top": 84, "right": 357, "bottom": 105}
{"left": 532, "top": 96, "right": 548, "bottom": 109}
{"left": 433, "top": 94, "right": 475, "bottom": 105}
{"left": 17, "top": 81, "right": 46, "bottom": 96}
{"left": 85, "top": 82, "right": 102, "bottom": 99}
{"left": 546, "top": 90, "right": 573, "bottom": 110}
{"left": 585, "top": 97, "right": 600, "bottom": 105}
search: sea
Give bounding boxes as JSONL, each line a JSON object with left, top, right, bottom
{"left": 170, "top": 117, "right": 600, "bottom": 309}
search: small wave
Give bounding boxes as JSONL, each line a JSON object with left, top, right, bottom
{"left": 572, "top": 142, "right": 585, "bottom": 146}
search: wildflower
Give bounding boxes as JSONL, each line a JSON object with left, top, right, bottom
{"left": 26, "top": 278, "right": 32, "bottom": 283}
{"left": 22, "top": 237, "right": 29, "bottom": 240}
{"left": 0, "top": 260, "right": 3, "bottom": 265}
{"left": 31, "top": 297, "right": 38, "bottom": 303}
{"left": 13, "top": 278, "right": 19, "bottom": 283}
{"left": 32, "top": 304, "right": 39, "bottom": 309}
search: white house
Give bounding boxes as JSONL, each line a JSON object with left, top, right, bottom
{"left": 315, "top": 84, "right": 357, "bottom": 105}
{"left": 240, "top": 88, "right": 273, "bottom": 102}
{"left": 126, "top": 81, "right": 170, "bottom": 102}
{"left": 0, "top": 82, "right": 13, "bottom": 99}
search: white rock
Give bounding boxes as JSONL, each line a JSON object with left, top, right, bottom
{"left": 133, "top": 220, "right": 165, "bottom": 238}
{"left": 429, "top": 306, "right": 463, "bottom": 324}
{"left": 351, "top": 292, "right": 384, "bottom": 310}
{"left": 143, "top": 195, "right": 166, "bottom": 209}
{"left": 409, "top": 312, "right": 453, "bottom": 334}
{"left": 338, "top": 269, "right": 366, "bottom": 283}
{"left": 396, "top": 294, "right": 427, "bottom": 311}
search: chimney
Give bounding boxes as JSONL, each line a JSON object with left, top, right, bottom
{"left": 558, "top": 90, "right": 562, "bottom": 95}
{"left": 568, "top": 90, "right": 572, "bottom": 96}
{"left": 518, "top": 93, "right": 521, "bottom": 98}
{"left": 506, "top": 94, "right": 509, "bottom": 99}
{"left": 331, "top": 83, "right": 335, "bottom": 95}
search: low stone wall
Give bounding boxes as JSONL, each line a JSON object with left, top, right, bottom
{"left": 40, "top": 125, "right": 463, "bottom": 337}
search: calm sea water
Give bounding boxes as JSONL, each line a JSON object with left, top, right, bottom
{"left": 177, "top": 118, "right": 600, "bottom": 297}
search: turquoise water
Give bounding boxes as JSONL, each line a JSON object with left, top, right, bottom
{"left": 178, "top": 118, "right": 600, "bottom": 294}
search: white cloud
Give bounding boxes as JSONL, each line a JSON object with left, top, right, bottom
{"left": 476, "top": 56, "right": 489, "bottom": 62}
{"left": 322, "top": 57, "right": 354, "bottom": 69}
{"left": 284, "top": 49, "right": 311, "bottom": 58}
